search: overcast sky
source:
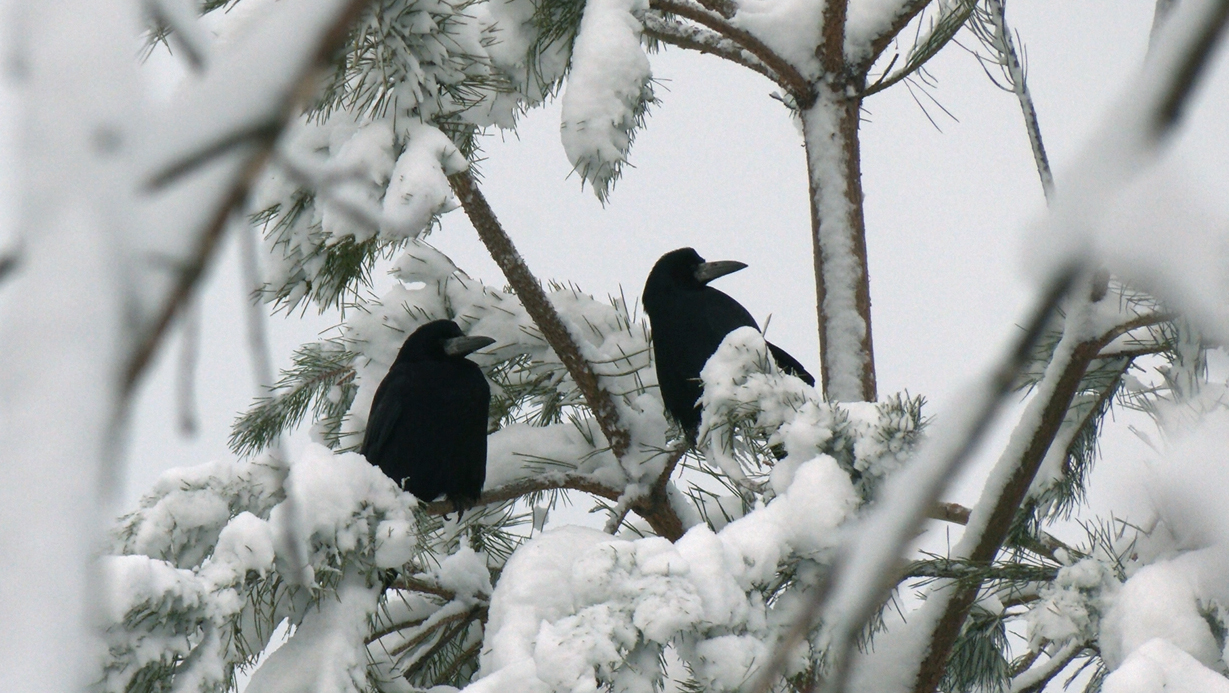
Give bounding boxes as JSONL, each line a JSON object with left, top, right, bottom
{"left": 122, "top": 1, "right": 1229, "bottom": 535}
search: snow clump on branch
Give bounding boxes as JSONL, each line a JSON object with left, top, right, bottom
{"left": 466, "top": 454, "right": 858, "bottom": 693}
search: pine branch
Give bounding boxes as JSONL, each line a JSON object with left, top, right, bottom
{"left": 819, "top": 0, "right": 849, "bottom": 75}
{"left": 1011, "top": 641, "right": 1084, "bottom": 693}
{"left": 753, "top": 265, "right": 1079, "bottom": 693}
{"left": 449, "top": 170, "right": 632, "bottom": 460}
{"left": 864, "top": 0, "right": 939, "bottom": 71}
{"left": 641, "top": 12, "right": 779, "bottom": 85}
{"left": 423, "top": 472, "right": 624, "bottom": 515}
{"left": 648, "top": 0, "right": 815, "bottom": 104}
{"left": 972, "top": 0, "right": 1054, "bottom": 199}
{"left": 124, "top": 0, "right": 372, "bottom": 393}
{"left": 862, "top": 1, "right": 974, "bottom": 97}
{"left": 909, "top": 301, "right": 1149, "bottom": 693}
{"left": 229, "top": 341, "right": 357, "bottom": 456}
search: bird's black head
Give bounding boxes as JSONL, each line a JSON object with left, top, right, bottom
{"left": 644, "top": 248, "right": 748, "bottom": 306}
{"left": 394, "top": 319, "right": 496, "bottom": 363}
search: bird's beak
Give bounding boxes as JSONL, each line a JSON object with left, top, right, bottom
{"left": 694, "top": 260, "right": 748, "bottom": 284}
{"left": 443, "top": 335, "right": 496, "bottom": 357}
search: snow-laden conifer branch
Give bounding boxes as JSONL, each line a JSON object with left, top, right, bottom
{"left": 449, "top": 170, "right": 632, "bottom": 460}
{"left": 125, "top": 0, "right": 371, "bottom": 392}
{"left": 909, "top": 300, "right": 1140, "bottom": 693}
{"left": 861, "top": 0, "right": 942, "bottom": 70}
{"left": 650, "top": 0, "right": 815, "bottom": 102}
{"left": 745, "top": 263, "right": 1079, "bottom": 693}
{"left": 641, "top": 12, "right": 779, "bottom": 85}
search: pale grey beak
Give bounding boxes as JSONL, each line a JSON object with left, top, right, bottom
{"left": 443, "top": 335, "right": 496, "bottom": 357}
{"left": 694, "top": 260, "right": 748, "bottom": 284}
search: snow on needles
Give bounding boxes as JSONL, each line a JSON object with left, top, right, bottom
{"left": 466, "top": 457, "right": 858, "bottom": 693}
{"left": 101, "top": 445, "right": 424, "bottom": 693}
{"left": 560, "top": 0, "right": 653, "bottom": 200}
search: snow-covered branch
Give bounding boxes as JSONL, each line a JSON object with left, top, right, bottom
{"left": 650, "top": 0, "right": 815, "bottom": 102}
{"left": 126, "top": 0, "right": 371, "bottom": 390}
{"left": 641, "top": 12, "right": 778, "bottom": 84}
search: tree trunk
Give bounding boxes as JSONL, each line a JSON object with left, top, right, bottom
{"left": 801, "top": 87, "right": 877, "bottom": 403}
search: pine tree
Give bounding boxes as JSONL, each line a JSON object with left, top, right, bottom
{"left": 92, "top": 1, "right": 1229, "bottom": 693}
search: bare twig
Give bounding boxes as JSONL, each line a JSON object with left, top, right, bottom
{"left": 423, "top": 472, "right": 624, "bottom": 516}
{"left": 929, "top": 501, "right": 971, "bottom": 525}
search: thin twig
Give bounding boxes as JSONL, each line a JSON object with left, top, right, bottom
{"left": 423, "top": 472, "right": 623, "bottom": 516}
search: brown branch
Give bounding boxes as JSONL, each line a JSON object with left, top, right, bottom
{"left": 805, "top": 96, "right": 877, "bottom": 402}
{"left": 449, "top": 170, "right": 690, "bottom": 540}
{"left": 1013, "top": 642, "right": 1085, "bottom": 693}
{"left": 911, "top": 331, "right": 1113, "bottom": 693}
{"left": 649, "top": 0, "right": 814, "bottom": 104}
{"left": 819, "top": 0, "right": 849, "bottom": 76}
{"left": 424, "top": 472, "right": 624, "bottom": 516}
{"left": 392, "top": 576, "right": 458, "bottom": 601}
{"left": 628, "top": 446, "right": 687, "bottom": 541}
{"left": 450, "top": 169, "right": 631, "bottom": 460}
{"left": 1151, "top": 0, "right": 1229, "bottom": 136}
{"left": 641, "top": 13, "right": 780, "bottom": 86}
{"left": 928, "top": 501, "right": 970, "bottom": 525}
{"left": 123, "top": 0, "right": 372, "bottom": 394}
{"left": 863, "top": 0, "right": 936, "bottom": 71}
{"left": 692, "top": 0, "right": 736, "bottom": 19}
{"left": 401, "top": 611, "right": 482, "bottom": 681}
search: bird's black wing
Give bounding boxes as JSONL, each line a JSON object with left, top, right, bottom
{"left": 767, "top": 341, "right": 816, "bottom": 386}
{"left": 700, "top": 288, "right": 759, "bottom": 337}
{"left": 360, "top": 369, "right": 406, "bottom": 472}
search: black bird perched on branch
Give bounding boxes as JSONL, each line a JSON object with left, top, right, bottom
{"left": 361, "top": 319, "right": 495, "bottom": 515}
{"left": 643, "top": 247, "right": 815, "bottom": 441}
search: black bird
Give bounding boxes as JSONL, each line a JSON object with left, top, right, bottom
{"left": 361, "top": 319, "right": 495, "bottom": 515}
{"left": 643, "top": 248, "right": 815, "bottom": 440}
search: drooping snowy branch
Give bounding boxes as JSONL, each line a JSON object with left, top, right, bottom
{"left": 560, "top": 0, "right": 654, "bottom": 200}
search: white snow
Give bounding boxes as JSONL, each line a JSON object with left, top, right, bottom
{"left": 560, "top": 0, "right": 652, "bottom": 198}
{"left": 245, "top": 571, "right": 381, "bottom": 693}
{"left": 731, "top": 0, "right": 824, "bottom": 79}
{"left": 801, "top": 90, "right": 870, "bottom": 402}
{"left": 465, "top": 456, "right": 857, "bottom": 692}
{"left": 1102, "top": 639, "right": 1229, "bottom": 693}
{"left": 844, "top": 0, "right": 915, "bottom": 65}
